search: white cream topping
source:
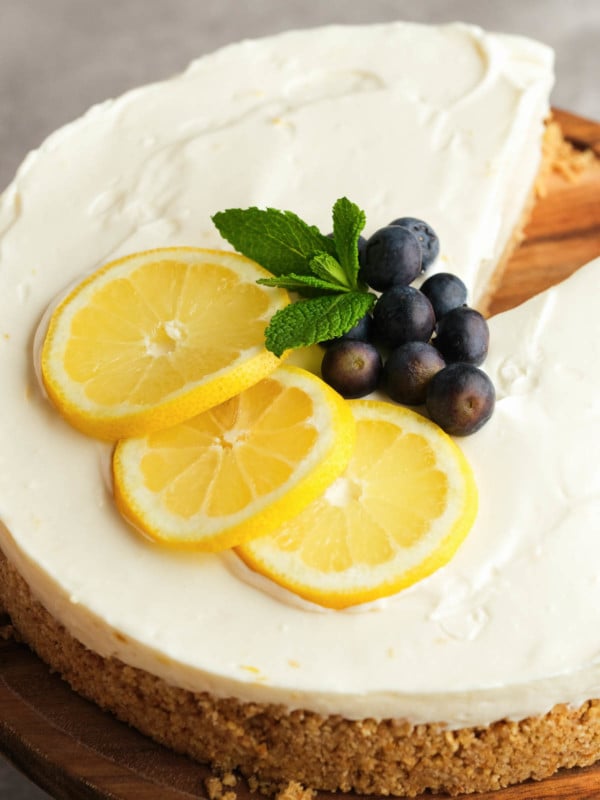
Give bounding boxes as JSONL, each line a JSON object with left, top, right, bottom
{"left": 1, "top": 22, "right": 588, "bottom": 729}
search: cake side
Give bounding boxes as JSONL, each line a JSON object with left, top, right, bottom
{"left": 3, "top": 549, "right": 600, "bottom": 797}
{"left": 477, "top": 116, "right": 598, "bottom": 313}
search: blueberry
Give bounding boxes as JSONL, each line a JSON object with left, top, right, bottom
{"left": 321, "top": 340, "right": 382, "bottom": 398}
{"left": 357, "top": 234, "right": 368, "bottom": 269}
{"left": 385, "top": 342, "right": 446, "bottom": 405}
{"left": 426, "top": 363, "right": 495, "bottom": 436}
{"left": 373, "top": 286, "right": 435, "bottom": 348}
{"left": 361, "top": 226, "right": 422, "bottom": 291}
{"left": 434, "top": 307, "right": 489, "bottom": 366}
{"left": 389, "top": 217, "right": 440, "bottom": 270}
{"left": 420, "top": 273, "right": 467, "bottom": 320}
{"left": 321, "top": 312, "right": 374, "bottom": 348}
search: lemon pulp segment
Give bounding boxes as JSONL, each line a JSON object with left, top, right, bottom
{"left": 238, "top": 400, "right": 478, "bottom": 608}
{"left": 113, "top": 366, "right": 356, "bottom": 551}
{"left": 41, "top": 248, "right": 289, "bottom": 440}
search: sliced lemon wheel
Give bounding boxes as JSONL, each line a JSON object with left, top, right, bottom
{"left": 113, "top": 366, "right": 355, "bottom": 551}
{"left": 237, "top": 400, "right": 478, "bottom": 609}
{"left": 41, "top": 248, "right": 289, "bottom": 440}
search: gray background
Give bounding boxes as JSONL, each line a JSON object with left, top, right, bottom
{"left": 1, "top": 0, "right": 599, "bottom": 797}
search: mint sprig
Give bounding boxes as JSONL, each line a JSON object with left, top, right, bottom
{"left": 211, "top": 207, "right": 336, "bottom": 277}
{"left": 265, "top": 293, "right": 375, "bottom": 358}
{"left": 332, "top": 196, "right": 366, "bottom": 288}
{"left": 212, "top": 197, "right": 374, "bottom": 354}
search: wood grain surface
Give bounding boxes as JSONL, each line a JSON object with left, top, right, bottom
{"left": 2, "top": 109, "right": 600, "bottom": 800}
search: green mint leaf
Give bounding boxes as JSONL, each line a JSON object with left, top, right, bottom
{"left": 264, "top": 292, "right": 376, "bottom": 357}
{"left": 212, "top": 207, "right": 336, "bottom": 277}
{"left": 257, "top": 273, "right": 346, "bottom": 296}
{"left": 309, "top": 252, "right": 352, "bottom": 289}
{"left": 332, "top": 197, "right": 366, "bottom": 289}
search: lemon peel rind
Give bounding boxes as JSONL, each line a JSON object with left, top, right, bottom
{"left": 40, "top": 247, "right": 289, "bottom": 441}
{"left": 237, "top": 399, "right": 478, "bottom": 610}
{"left": 112, "top": 366, "right": 356, "bottom": 552}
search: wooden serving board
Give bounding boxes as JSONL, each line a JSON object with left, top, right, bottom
{"left": 2, "top": 109, "right": 600, "bottom": 800}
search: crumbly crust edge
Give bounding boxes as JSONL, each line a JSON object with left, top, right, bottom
{"left": 2, "top": 549, "right": 600, "bottom": 797}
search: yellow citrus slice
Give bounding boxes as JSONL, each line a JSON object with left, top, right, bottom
{"left": 41, "top": 248, "right": 289, "bottom": 440}
{"left": 112, "top": 366, "right": 355, "bottom": 551}
{"left": 237, "top": 400, "right": 478, "bottom": 609}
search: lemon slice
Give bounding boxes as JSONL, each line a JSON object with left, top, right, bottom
{"left": 237, "top": 400, "right": 478, "bottom": 609}
{"left": 113, "top": 366, "right": 355, "bottom": 551}
{"left": 41, "top": 248, "right": 289, "bottom": 440}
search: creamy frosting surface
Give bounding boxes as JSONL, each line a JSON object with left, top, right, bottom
{"left": 2, "top": 22, "right": 595, "bottom": 729}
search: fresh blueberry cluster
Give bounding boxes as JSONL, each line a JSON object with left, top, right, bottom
{"left": 320, "top": 218, "right": 495, "bottom": 436}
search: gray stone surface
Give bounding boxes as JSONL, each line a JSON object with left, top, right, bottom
{"left": 1, "top": 0, "right": 600, "bottom": 192}
{"left": 0, "top": 757, "right": 50, "bottom": 800}
{"left": 0, "top": 0, "right": 598, "bottom": 796}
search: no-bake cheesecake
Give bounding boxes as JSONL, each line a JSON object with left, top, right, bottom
{"left": 2, "top": 21, "right": 599, "bottom": 798}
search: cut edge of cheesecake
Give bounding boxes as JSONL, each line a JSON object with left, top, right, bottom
{"left": 477, "top": 115, "right": 592, "bottom": 315}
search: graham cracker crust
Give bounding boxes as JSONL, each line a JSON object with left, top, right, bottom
{"left": 2, "top": 548, "right": 600, "bottom": 797}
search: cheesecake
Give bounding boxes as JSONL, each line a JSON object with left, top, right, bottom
{"left": 4, "top": 21, "right": 598, "bottom": 798}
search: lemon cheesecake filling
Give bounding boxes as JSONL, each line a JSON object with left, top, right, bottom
{"left": 4, "top": 21, "right": 595, "bottom": 733}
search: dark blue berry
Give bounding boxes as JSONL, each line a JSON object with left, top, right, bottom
{"left": 420, "top": 273, "right": 467, "bottom": 320}
{"left": 373, "top": 286, "right": 435, "bottom": 348}
{"left": 385, "top": 342, "right": 446, "bottom": 405}
{"left": 357, "top": 235, "right": 368, "bottom": 269}
{"left": 321, "top": 340, "right": 382, "bottom": 398}
{"left": 361, "top": 226, "right": 422, "bottom": 291}
{"left": 426, "top": 363, "right": 495, "bottom": 435}
{"left": 434, "top": 307, "right": 489, "bottom": 366}
{"left": 388, "top": 217, "right": 440, "bottom": 270}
